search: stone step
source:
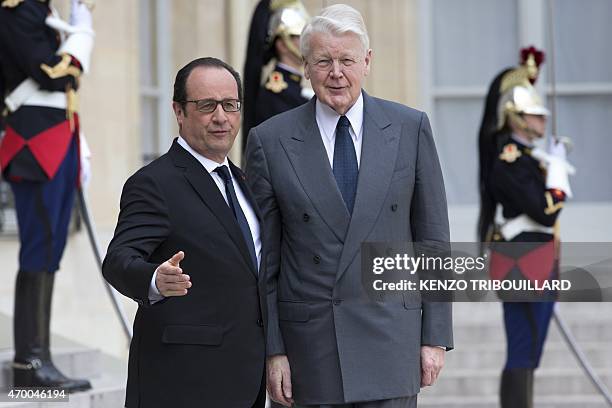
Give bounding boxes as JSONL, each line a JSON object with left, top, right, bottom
{"left": 444, "top": 340, "right": 612, "bottom": 370}
{"left": 0, "top": 374, "right": 125, "bottom": 408}
{"left": 453, "top": 319, "right": 612, "bottom": 344}
{"left": 451, "top": 303, "right": 612, "bottom": 325}
{"left": 427, "top": 368, "right": 612, "bottom": 397}
{"left": 418, "top": 393, "right": 610, "bottom": 408}
{"left": 0, "top": 347, "right": 101, "bottom": 391}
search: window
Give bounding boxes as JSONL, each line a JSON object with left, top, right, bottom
{"left": 139, "top": 0, "right": 173, "bottom": 164}
{"left": 423, "top": 0, "right": 612, "bottom": 204}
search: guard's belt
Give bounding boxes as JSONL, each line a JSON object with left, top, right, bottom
{"left": 501, "top": 214, "right": 554, "bottom": 241}
{"left": 5, "top": 79, "right": 66, "bottom": 112}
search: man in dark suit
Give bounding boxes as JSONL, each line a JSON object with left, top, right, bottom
{"left": 245, "top": 4, "right": 452, "bottom": 408}
{"left": 103, "top": 57, "right": 266, "bottom": 408}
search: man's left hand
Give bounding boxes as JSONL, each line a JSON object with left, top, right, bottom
{"left": 420, "top": 345, "right": 445, "bottom": 387}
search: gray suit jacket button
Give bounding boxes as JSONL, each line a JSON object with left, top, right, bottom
{"left": 313, "top": 255, "right": 321, "bottom": 264}
{"left": 303, "top": 213, "right": 310, "bottom": 222}
{"left": 391, "top": 204, "right": 398, "bottom": 211}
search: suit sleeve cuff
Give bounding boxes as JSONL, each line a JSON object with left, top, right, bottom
{"left": 148, "top": 267, "right": 164, "bottom": 304}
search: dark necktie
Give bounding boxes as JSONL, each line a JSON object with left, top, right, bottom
{"left": 214, "top": 165, "right": 257, "bottom": 272}
{"left": 333, "top": 115, "right": 358, "bottom": 214}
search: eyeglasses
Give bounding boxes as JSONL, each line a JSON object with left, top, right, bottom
{"left": 310, "top": 57, "right": 358, "bottom": 71}
{"left": 183, "top": 99, "right": 241, "bottom": 113}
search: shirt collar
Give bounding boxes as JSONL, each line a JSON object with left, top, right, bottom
{"left": 177, "top": 136, "right": 230, "bottom": 176}
{"left": 510, "top": 133, "right": 534, "bottom": 148}
{"left": 315, "top": 92, "right": 364, "bottom": 143}
{"left": 276, "top": 62, "right": 302, "bottom": 77}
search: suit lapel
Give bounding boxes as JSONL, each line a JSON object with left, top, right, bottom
{"left": 336, "top": 92, "right": 399, "bottom": 282}
{"left": 279, "top": 99, "right": 350, "bottom": 243}
{"left": 169, "top": 141, "right": 257, "bottom": 278}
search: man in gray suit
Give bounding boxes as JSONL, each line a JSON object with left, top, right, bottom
{"left": 245, "top": 4, "right": 452, "bottom": 407}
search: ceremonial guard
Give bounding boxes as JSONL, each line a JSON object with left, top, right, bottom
{"left": 0, "top": 0, "right": 94, "bottom": 391}
{"left": 478, "top": 47, "right": 575, "bottom": 408}
{"left": 242, "top": 0, "right": 312, "bottom": 151}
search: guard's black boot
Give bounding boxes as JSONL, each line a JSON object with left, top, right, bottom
{"left": 500, "top": 368, "right": 534, "bottom": 408}
{"left": 12, "top": 271, "right": 92, "bottom": 393}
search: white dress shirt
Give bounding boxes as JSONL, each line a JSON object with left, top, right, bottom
{"left": 149, "top": 137, "right": 261, "bottom": 302}
{"left": 315, "top": 92, "right": 364, "bottom": 169}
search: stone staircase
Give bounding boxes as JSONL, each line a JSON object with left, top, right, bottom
{"left": 0, "top": 314, "right": 126, "bottom": 408}
{"left": 419, "top": 302, "right": 612, "bottom": 407}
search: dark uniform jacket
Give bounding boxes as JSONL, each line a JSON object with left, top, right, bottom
{"left": 488, "top": 136, "right": 566, "bottom": 286}
{"left": 103, "top": 140, "right": 267, "bottom": 407}
{"left": 490, "top": 137, "right": 565, "bottom": 236}
{"left": 0, "top": 0, "right": 81, "bottom": 182}
{"left": 254, "top": 64, "right": 309, "bottom": 127}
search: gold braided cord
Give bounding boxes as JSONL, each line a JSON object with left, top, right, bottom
{"left": 40, "top": 54, "right": 81, "bottom": 80}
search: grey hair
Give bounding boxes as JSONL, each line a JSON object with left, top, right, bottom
{"left": 300, "top": 4, "right": 370, "bottom": 59}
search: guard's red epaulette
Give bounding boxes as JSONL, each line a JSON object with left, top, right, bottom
{"left": 499, "top": 143, "right": 522, "bottom": 164}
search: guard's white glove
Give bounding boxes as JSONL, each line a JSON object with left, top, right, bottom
{"left": 548, "top": 139, "right": 567, "bottom": 160}
{"left": 58, "top": 0, "right": 95, "bottom": 73}
{"left": 531, "top": 138, "right": 575, "bottom": 198}
{"left": 79, "top": 132, "right": 92, "bottom": 189}
{"left": 70, "top": 0, "right": 93, "bottom": 29}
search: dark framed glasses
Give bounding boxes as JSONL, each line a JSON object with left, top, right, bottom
{"left": 183, "top": 98, "right": 241, "bottom": 113}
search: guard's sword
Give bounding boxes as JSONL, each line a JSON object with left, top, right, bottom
{"left": 77, "top": 188, "right": 133, "bottom": 342}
